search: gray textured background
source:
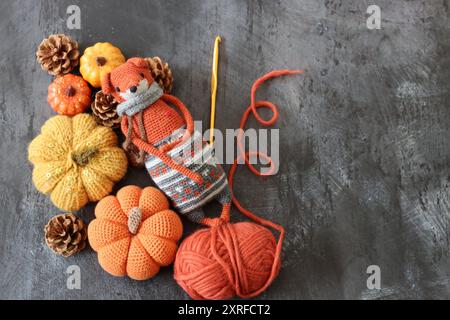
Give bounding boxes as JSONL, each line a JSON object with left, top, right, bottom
{"left": 1, "top": 0, "right": 450, "bottom": 300}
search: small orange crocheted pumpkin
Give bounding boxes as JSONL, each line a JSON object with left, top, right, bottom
{"left": 48, "top": 74, "right": 91, "bottom": 116}
{"left": 88, "top": 185, "right": 183, "bottom": 280}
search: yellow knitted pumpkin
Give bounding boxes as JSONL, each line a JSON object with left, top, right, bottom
{"left": 28, "top": 114, "right": 128, "bottom": 211}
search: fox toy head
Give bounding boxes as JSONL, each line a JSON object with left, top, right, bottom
{"left": 100, "top": 56, "right": 190, "bottom": 168}
{"left": 102, "top": 57, "right": 155, "bottom": 103}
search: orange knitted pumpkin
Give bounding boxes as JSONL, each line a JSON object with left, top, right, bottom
{"left": 88, "top": 185, "right": 183, "bottom": 280}
{"left": 48, "top": 74, "right": 91, "bottom": 116}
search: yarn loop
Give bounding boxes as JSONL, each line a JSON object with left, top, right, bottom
{"left": 175, "top": 221, "right": 279, "bottom": 299}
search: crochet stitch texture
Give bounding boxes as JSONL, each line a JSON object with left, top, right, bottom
{"left": 88, "top": 185, "right": 183, "bottom": 280}
{"left": 102, "top": 57, "right": 231, "bottom": 223}
{"left": 28, "top": 113, "right": 128, "bottom": 211}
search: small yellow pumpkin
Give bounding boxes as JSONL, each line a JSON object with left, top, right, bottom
{"left": 80, "top": 42, "right": 125, "bottom": 88}
{"left": 28, "top": 114, "right": 128, "bottom": 211}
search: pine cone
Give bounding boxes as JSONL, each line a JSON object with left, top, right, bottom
{"left": 145, "top": 56, "right": 173, "bottom": 93}
{"left": 36, "top": 34, "right": 80, "bottom": 76}
{"left": 91, "top": 91, "right": 121, "bottom": 128}
{"left": 44, "top": 213, "right": 87, "bottom": 257}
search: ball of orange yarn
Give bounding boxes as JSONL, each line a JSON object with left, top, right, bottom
{"left": 174, "top": 221, "right": 280, "bottom": 300}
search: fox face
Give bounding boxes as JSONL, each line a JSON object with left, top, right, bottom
{"left": 102, "top": 57, "right": 155, "bottom": 103}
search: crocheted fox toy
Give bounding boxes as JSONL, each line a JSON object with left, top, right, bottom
{"left": 102, "top": 58, "right": 231, "bottom": 223}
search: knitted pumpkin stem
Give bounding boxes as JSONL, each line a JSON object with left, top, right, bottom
{"left": 72, "top": 148, "right": 98, "bottom": 166}
{"left": 128, "top": 207, "right": 142, "bottom": 234}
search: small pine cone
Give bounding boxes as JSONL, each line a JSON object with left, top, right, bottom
{"left": 44, "top": 213, "right": 87, "bottom": 257}
{"left": 36, "top": 34, "right": 80, "bottom": 76}
{"left": 91, "top": 91, "right": 121, "bottom": 128}
{"left": 145, "top": 56, "right": 173, "bottom": 93}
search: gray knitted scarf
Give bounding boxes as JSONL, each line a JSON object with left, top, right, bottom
{"left": 117, "top": 81, "right": 164, "bottom": 117}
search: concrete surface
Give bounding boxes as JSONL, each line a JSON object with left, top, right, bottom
{"left": 1, "top": 0, "right": 450, "bottom": 299}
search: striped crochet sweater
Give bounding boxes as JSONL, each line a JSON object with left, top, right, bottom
{"left": 145, "top": 128, "right": 228, "bottom": 214}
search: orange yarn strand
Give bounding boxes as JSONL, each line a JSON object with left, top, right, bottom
{"left": 230, "top": 69, "right": 304, "bottom": 220}
{"left": 238, "top": 69, "right": 304, "bottom": 176}
{"left": 227, "top": 69, "right": 303, "bottom": 297}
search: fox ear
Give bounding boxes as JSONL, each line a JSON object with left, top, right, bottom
{"left": 127, "top": 57, "right": 148, "bottom": 69}
{"left": 101, "top": 72, "right": 114, "bottom": 94}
